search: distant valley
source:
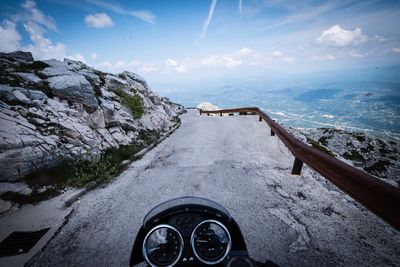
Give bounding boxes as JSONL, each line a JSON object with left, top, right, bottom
{"left": 162, "top": 81, "right": 400, "bottom": 139}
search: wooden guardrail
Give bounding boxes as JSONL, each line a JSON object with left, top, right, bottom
{"left": 199, "top": 107, "right": 400, "bottom": 230}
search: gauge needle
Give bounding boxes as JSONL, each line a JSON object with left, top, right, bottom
{"left": 195, "top": 240, "right": 208, "bottom": 243}
{"left": 148, "top": 247, "right": 161, "bottom": 252}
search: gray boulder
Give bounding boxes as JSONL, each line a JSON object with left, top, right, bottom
{"left": 0, "top": 51, "right": 34, "bottom": 63}
{"left": 47, "top": 74, "right": 98, "bottom": 111}
{"left": 41, "top": 59, "right": 73, "bottom": 77}
{"left": 15, "top": 72, "right": 44, "bottom": 87}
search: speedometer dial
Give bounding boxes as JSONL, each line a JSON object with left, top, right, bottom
{"left": 142, "top": 224, "right": 183, "bottom": 267}
{"left": 191, "top": 220, "right": 231, "bottom": 264}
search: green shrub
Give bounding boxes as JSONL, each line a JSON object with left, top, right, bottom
{"left": 307, "top": 138, "right": 336, "bottom": 157}
{"left": 138, "top": 130, "right": 160, "bottom": 146}
{"left": 318, "top": 136, "right": 330, "bottom": 146}
{"left": 113, "top": 87, "right": 145, "bottom": 119}
{"left": 343, "top": 150, "right": 365, "bottom": 163}
{"left": 122, "top": 94, "right": 144, "bottom": 119}
{"left": 67, "top": 144, "right": 142, "bottom": 188}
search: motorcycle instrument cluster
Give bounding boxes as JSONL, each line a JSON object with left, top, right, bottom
{"left": 142, "top": 218, "right": 231, "bottom": 266}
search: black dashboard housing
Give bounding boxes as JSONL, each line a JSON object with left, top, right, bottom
{"left": 130, "top": 198, "right": 249, "bottom": 266}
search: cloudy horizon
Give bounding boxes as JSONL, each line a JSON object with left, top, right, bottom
{"left": 1, "top": 0, "right": 400, "bottom": 88}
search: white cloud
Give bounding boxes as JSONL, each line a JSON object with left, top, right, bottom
{"left": 85, "top": 13, "right": 114, "bottom": 28}
{"left": 0, "top": 1, "right": 67, "bottom": 60}
{"left": 316, "top": 25, "right": 367, "bottom": 47}
{"left": 239, "top": 0, "right": 243, "bottom": 13}
{"left": 202, "top": 47, "right": 267, "bottom": 68}
{"left": 0, "top": 20, "right": 21, "bottom": 52}
{"left": 201, "top": 54, "right": 242, "bottom": 68}
{"left": 67, "top": 53, "right": 86, "bottom": 62}
{"left": 349, "top": 51, "right": 364, "bottom": 58}
{"left": 237, "top": 47, "right": 264, "bottom": 61}
{"left": 22, "top": 21, "right": 66, "bottom": 60}
{"left": 311, "top": 54, "right": 336, "bottom": 61}
{"left": 236, "top": 47, "right": 253, "bottom": 56}
{"left": 272, "top": 50, "right": 283, "bottom": 57}
{"left": 85, "top": 0, "right": 156, "bottom": 24}
{"left": 129, "top": 11, "right": 156, "bottom": 24}
{"left": 91, "top": 52, "right": 98, "bottom": 61}
{"left": 260, "top": 1, "right": 341, "bottom": 32}
{"left": 282, "top": 56, "right": 295, "bottom": 64}
{"left": 272, "top": 50, "right": 295, "bottom": 63}
{"left": 96, "top": 59, "right": 158, "bottom": 74}
{"left": 165, "top": 58, "right": 192, "bottom": 73}
{"left": 374, "top": 35, "right": 387, "bottom": 42}
{"left": 21, "top": 0, "right": 57, "bottom": 31}
{"left": 200, "top": 0, "right": 218, "bottom": 38}
{"left": 165, "top": 47, "right": 266, "bottom": 73}
{"left": 389, "top": 48, "right": 400, "bottom": 54}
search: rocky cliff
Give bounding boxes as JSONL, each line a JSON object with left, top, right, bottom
{"left": 286, "top": 127, "right": 400, "bottom": 186}
{"left": 0, "top": 51, "right": 183, "bottom": 182}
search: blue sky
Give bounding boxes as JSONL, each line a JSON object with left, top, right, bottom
{"left": 1, "top": 0, "right": 400, "bottom": 89}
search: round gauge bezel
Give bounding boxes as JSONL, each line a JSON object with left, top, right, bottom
{"left": 190, "top": 219, "right": 232, "bottom": 265}
{"left": 142, "top": 224, "right": 184, "bottom": 267}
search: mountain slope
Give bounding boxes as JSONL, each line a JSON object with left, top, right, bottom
{"left": 0, "top": 51, "right": 183, "bottom": 182}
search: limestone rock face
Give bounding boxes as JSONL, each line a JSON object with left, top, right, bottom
{"left": 197, "top": 102, "right": 219, "bottom": 111}
{"left": 46, "top": 74, "right": 98, "bottom": 111}
{"left": 286, "top": 126, "right": 400, "bottom": 184}
{"left": 0, "top": 51, "right": 34, "bottom": 64}
{"left": 0, "top": 51, "right": 183, "bottom": 181}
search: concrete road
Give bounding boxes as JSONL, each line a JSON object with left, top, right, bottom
{"left": 29, "top": 110, "right": 400, "bottom": 266}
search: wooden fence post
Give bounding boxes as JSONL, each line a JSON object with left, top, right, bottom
{"left": 271, "top": 129, "right": 275, "bottom": 136}
{"left": 291, "top": 158, "right": 303, "bottom": 175}
{"left": 259, "top": 116, "right": 262, "bottom": 122}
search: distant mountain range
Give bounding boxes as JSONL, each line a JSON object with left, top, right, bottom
{"left": 161, "top": 80, "right": 400, "bottom": 138}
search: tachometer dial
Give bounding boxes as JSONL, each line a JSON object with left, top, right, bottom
{"left": 143, "top": 224, "right": 183, "bottom": 267}
{"left": 191, "top": 220, "right": 231, "bottom": 265}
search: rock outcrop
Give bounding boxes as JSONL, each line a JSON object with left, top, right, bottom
{"left": 0, "top": 51, "right": 183, "bottom": 181}
{"left": 285, "top": 126, "right": 400, "bottom": 185}
{"left": 197, "top": 102, "right": 219, "bottom": 111}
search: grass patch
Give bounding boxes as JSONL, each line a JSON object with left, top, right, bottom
{"left": 65, "top": 144, "right": 142, "bottom": 188}
{"left": 307, "top": 138, "right": 336, "bottom": 157}
{"left": 22, "top": 143, "right": 143, "bottom": 190}
{"left": 352, "top": 133, "right": 366, "bottom": 142}
{"left": 138, "top": 129, "right": 160, "bottom": 146}
{"left": 318, "top": 136, "right": 330, "bottom": 146}
{"left": 343, "top": 150, "right": 365, "bottom": 163}
{"left": 113, "top": 87, "right": 145, "bottom": 119}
